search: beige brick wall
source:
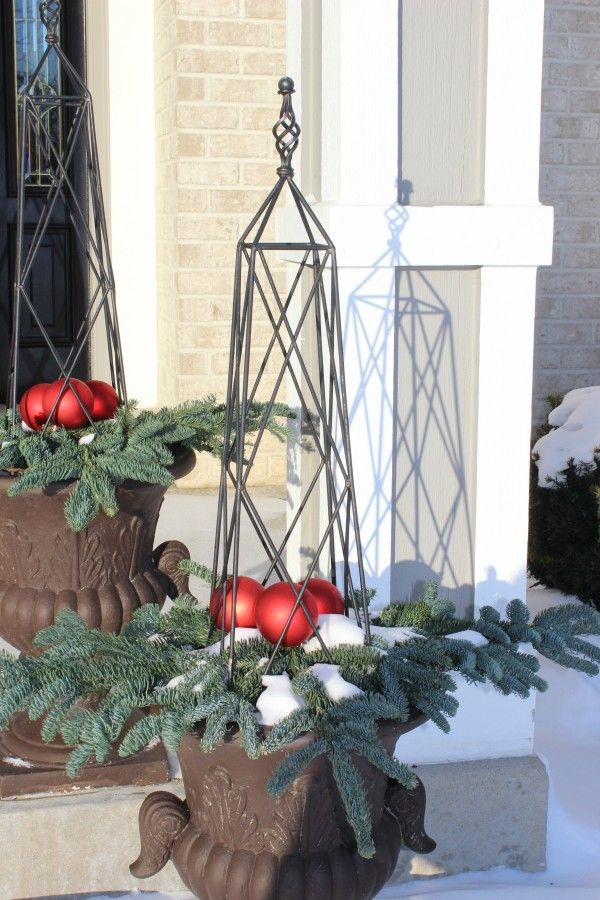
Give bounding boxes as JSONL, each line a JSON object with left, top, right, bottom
{"left": 154, "top": 0, "right": 287, "bottom": 489}
{"left": 534, "top": 1, "right": 600, "bottom": 423}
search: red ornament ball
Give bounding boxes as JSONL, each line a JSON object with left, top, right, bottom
{"left": 209, "top": 576, "right": 264, "bottom": 630}
{"left": 43, "top": 378, "right": 94, "bottom": 429}
{"left": 255, "top": 582, "right": 319, "bottom": 647}
{"left": 306, "top": 578, "right": 345, "bottom": 616}
{"left": 19, "top": 383, "right": 50, "bottom": 431}
{"left": 87, "top": 380, "right": 119, "bottom": 421}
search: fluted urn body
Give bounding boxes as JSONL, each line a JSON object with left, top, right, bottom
{"left": 131, "top": 716, "right": 435, "bottom": 900}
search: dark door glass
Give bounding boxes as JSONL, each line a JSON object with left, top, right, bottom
{"left": 0, "top": 0, "right": 87, "bottom": 404}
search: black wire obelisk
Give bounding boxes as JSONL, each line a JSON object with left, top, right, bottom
{"left": 7, "top": 0, "right": 126, "bottom": 429}
{"left": 212, "top": 77, "right": 371, "bottom": 680}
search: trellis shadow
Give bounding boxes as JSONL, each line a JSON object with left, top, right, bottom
{"left": 342, "top": 182, "right": 474, "bottom": 613}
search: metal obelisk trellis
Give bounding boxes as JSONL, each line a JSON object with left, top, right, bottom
{"left": 212, "top": 77, "right": 371, "bottom": 680}
{"left": 7, "top": 0, "right": 126, "bottom": 430}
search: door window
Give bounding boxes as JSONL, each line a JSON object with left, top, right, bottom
{"left": 12, "top": 0, "right": 63, "bottom": 186}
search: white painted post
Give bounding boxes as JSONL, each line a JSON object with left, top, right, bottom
{"left": 85, "top": 0, "right": 158, "bottom": 407}
{"left": 282, "top": 0, "right": 552, "bottom": 763}
{"left": 473, "top": 0, "right": 547, "bottom": 612}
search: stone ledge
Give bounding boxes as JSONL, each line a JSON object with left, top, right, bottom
{"left": 0, "top": 755, "right": 548, "bottom": 897}
{"left": 391, "top": 754, "right": 549, "bottom": 884}
{"left": 0, "top": 781, "right": 188, "bottom": 898}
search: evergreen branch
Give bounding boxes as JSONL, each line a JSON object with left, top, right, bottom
{"left": 266, "top": 737, "right": 328, "bottom": 796}
{"left": 330, "top": 746, "right": 375, "bottom": 858}
{"left": 4, "top": 397, "right": 292, "bottom": 530}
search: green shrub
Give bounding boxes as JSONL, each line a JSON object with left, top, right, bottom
{"left": 529, "top": 395, "right": 600, "bottom": 612}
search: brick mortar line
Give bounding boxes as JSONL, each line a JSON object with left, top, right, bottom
{"left": 175, "top": 43, "right": 285, "bottom": 51}
{"left": 543, "top": 32, "right": 600, "bottom": 39}
{"left": 175, "top": 72, "right": 285, "bottom": 77}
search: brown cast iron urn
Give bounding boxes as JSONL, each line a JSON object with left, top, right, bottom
{"left": 131, "top": 716, "right": 434, "bottom": 900}
{"left": 0, "top": 445, "right": 195, "bottom": 790}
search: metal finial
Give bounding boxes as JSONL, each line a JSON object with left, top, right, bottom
{"left": 272, "top": 76, "right": 300, "bottom": 178}
{"left": 40, "top": 0, "right": 61, "bottom": 43}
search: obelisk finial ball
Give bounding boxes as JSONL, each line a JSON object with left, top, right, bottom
{"left": 278, "top": 76, "right": 295, "bottom": 95}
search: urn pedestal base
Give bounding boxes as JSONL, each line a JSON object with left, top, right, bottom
{"left": 0, "top": 711, "right": 169, "bottom": 798}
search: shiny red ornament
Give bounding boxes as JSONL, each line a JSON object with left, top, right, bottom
{"left": 42, "top": 378, "right": 94, "bottom": 429}
{"left": 306, "top": 578, "right": 345, "bottom": 616}
{"left": 209, "top": 576, "right": 264, "bottom": 630}
{"left": 87, "top": 379, "right": 119, "bottom": 421}
{"left": 255, "top": 582, "right": 319, "bottom": 647}
{"left": 19, "top": 383, "right": 50, "bottom": 431}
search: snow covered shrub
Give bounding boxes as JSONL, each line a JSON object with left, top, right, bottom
{"left": 529, "top": 387, "right": 600, "bottom": 611}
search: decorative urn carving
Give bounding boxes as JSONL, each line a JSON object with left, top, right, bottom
{"left": 131, "top": 717, "right": 435, "bottom": 900}
{"left": 0, "top": 446, "right": 195, "bottom": 654}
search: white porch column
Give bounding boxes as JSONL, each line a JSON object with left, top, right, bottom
{"left": 474, "top": 0, "right": 547, "bottom": 611}
{"left": 85, "top": 0, "right": 158, "bottom": 407}
{"left": 283, "top": 0, "right": 552, "bottom": 763}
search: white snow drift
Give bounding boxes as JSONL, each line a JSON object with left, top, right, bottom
{"left": 532, "top": 386, "right": 600, "bottom": 487}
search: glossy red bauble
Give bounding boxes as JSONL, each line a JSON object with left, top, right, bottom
{"left": 42, "top": 378, "right": 94, "bottom": 429}
{"left": 87, "top": 379, "right": 119, "bottom": 421}
{"left": 255, "top": 582, "right": 319, "bottom": 647}
{"left": 209, "top": 576, "right": 264, "bottom": 630}
{"left": 19, "top": 383, "right": 50, "bottom": 431}
{"left": 306, "top": 578, "right": 345, "bottom": 616}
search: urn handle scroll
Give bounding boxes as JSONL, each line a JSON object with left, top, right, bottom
{"left": 153, "top": 540, "right": 191, "bottom": 598}
{"left": 130, "top": 790, "right": 190, "bottom": 878}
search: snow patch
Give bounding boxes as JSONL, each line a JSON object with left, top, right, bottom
{"left": 78, "top": 432, "right": 96, "bottom": 445}
{"left": 202, "top": 627, "right": 262, "bottom": 655}
{"left": 303, "top": 613, "right": 366, "bottom": 652}
{"left": 533, "top": 386, "right": 600, "bottom": 486}
{"left": 445, "top": 629, "right": 490, "bottom": 647}
{"left": 255, "top": 672, "right": 306, "bottom": 726}
{"left": 309, "top": 663, "right": 363, "bottom": 701}
{"left": 370, "top": 624, "right": 421, "bottom": 645}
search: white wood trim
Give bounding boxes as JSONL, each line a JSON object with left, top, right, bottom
{"left": 278, "top": 203, "right": 554, "bottom": 268}
{"left": 320, "top": 0, "right": 398, "bottom": 204}
{"left": 484, "top": 0, "right": 545, "bottom": 205}
{"left": 85, "top": 0, "right": 158, "bottom": 407}
{"left": 85, "top": 0, "right": 111, "bottom": 385}
{"left": 474, "top": 0, "right": 547, "bottom": 612}
{"left": 474, "top": 267, "right": 538, "bottom": 610}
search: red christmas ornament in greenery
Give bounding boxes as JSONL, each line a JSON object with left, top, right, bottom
{"left": 19, "top": 383, "right": 50, "bottom": 431}
{"left": 209, "top": 576, "right": 264, "bottom": 630}
{"left": 88, "top": 379, "right": 119, "bottom": 421}
{"left": 255, "top": 582, "right": 319, "bottom": 647}
{"left": 42, "top": 378, "right": 94, "bottom": 429}
{"left": 306, "top": 578, "right": 345, "bottom": 616}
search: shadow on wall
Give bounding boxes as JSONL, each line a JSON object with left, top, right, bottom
{"left": 343, "top": 181, "right": 475, "bottom": 613}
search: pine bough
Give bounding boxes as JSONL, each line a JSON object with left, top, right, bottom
{"left": 0, "top": 398, "right": 290, "bottom": 530}
{"left": 0, "top": 582, "right": 598, "bottom": 858}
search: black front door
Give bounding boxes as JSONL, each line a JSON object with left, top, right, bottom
{"left": 0, "top": 0, "right": 87, "bottom": 404}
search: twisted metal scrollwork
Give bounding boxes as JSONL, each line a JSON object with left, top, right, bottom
{"left": 39, "top": 0, "right": 61, "bottom": 43}
{"left": 272, "top": 76, "right": 300, "bottom": 177}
